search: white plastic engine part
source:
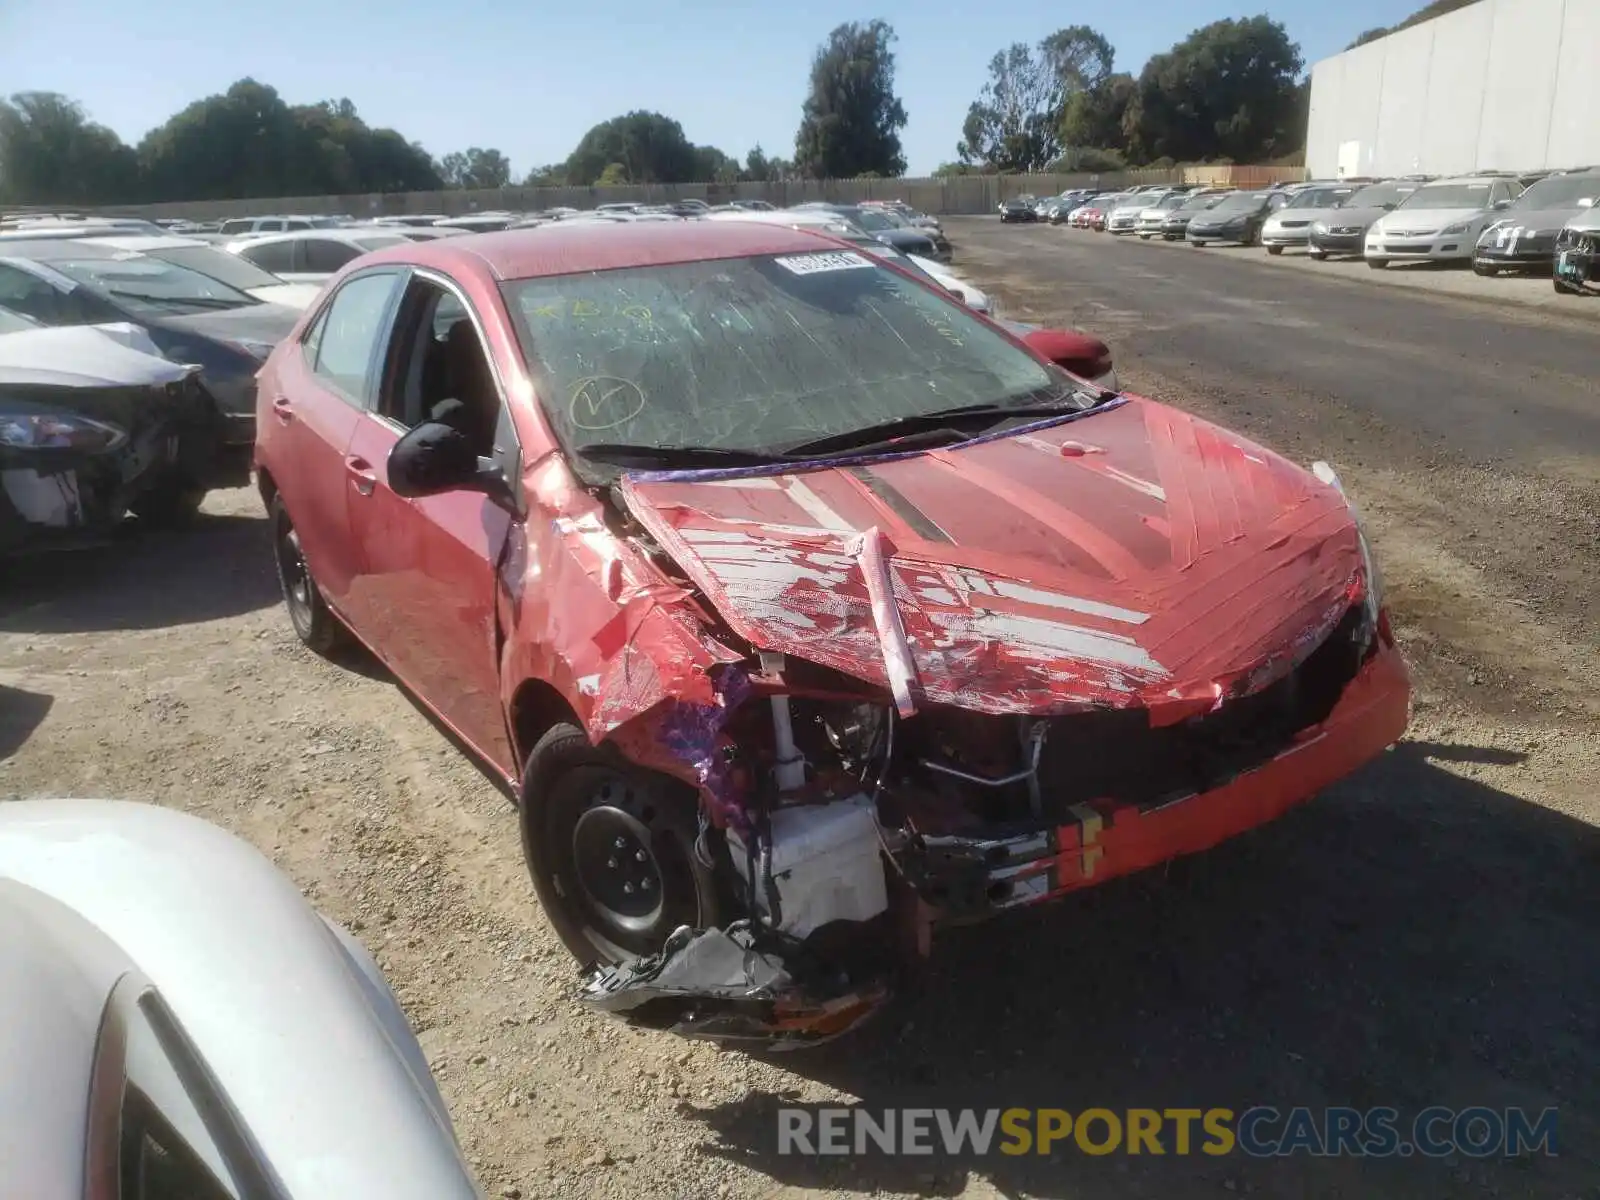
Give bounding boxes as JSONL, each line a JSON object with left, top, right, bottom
{"left": 729, "top": 793, "right": 889, "bottom": 938}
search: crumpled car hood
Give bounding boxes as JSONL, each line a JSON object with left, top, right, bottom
{"left": 621, "top": 398, "right": 1365, "bottom": 719}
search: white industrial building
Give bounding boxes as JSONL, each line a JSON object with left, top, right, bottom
{"left": 1305, "top": 0, "right": 1600, "bottom": 179}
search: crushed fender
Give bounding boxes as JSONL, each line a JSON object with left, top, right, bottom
{"left": 578, "top": 922, "right": 891, "bottom": 1048}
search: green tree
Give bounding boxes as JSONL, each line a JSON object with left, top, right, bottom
{"left": 564, "top": 111, "right": 698, "bottom": 186}
{"left": 438, "top": 146, "right": 513, "bottom": 189}
{"left": 1121, "top": 17, "right": 1304, "bottom": 164}
{"left": 692, "top": 145, "right": 741, "bottom": 183}
{"left": 741, "top": 144, "right": 791, "bottom": 182}
{"left": 595, "top": 162, "right": 630, "bottom": 186}
{"left": 522, "top": 163, "right": 566, "bottom": 187}
{"left": 138, "top": 80, "right": 439, "bottom": 201}
{"left": 794, "top": 20, "right": 908, "bottom": 179}
{"left": 0, "top": 92, "right": 141, "bottom": 205}
{"left": 1058, "top": 72, "right": 1136, "bottom": 159}
{"left": 959, "top": 27, "right": 1115, "bottom": 173}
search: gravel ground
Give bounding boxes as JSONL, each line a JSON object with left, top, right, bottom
{"left": 2, "top": 225, "right": 1597, "bottom": 1198}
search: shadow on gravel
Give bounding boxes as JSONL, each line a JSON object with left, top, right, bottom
{"left": 0, "top": 513, "right": 278, "bottom": 633}
{"left": 687, "top": 743, "right": 1598, "bottom": 1200}
{"left": 0, "top": 685, "right": 53, "bottom": 761}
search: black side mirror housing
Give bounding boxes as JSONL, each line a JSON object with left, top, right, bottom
{"left": 387, "top": 420, "right": 507, "bottom": 501}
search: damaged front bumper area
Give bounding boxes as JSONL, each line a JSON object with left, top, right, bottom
{"left": 580, "top": 611, "right": 1410, "bottom": 1047}
{"left": 0, "top": 373, "right": 223, "bottom": 555}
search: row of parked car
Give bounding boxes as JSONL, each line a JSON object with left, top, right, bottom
{"left": 0, "top": 196, "right": 995, "bottom": 556}
{"left": 1002, "top": 169, "right": 1600, "bottom": 293}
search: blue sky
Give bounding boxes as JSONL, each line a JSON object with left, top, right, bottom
{"left": 0, "top": 0, "right": 1418, "bottom": 177}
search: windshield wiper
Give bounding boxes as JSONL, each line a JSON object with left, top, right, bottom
{"left": 777, "top": 398, "right": 1095, "bottom": 457}
{"left": 102, "top": 288, "right": 248, "bottom": 310}
{"left": 578, "top": 443, "right": 804, "bottom": 469}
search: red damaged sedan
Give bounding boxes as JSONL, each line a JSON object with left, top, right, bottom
{"left": 254, "top": 221, "right": 1409, "bottom": 1045}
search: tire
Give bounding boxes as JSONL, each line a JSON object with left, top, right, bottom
{"left": 1267, "top": 245, "right": 1284, "bottom": 256}
{"left": 1553, "top": 277, "right": 1578, "bottom": 295}
{"left": 270, "top": 495, "right": 347, "bottom": 655}
{"left": 1368, "top": 258, "right": 1387, "bottom": 270}
{"left": 1191, "top": 241, "right": 1206, "bottom": 248}
{"left": 130, "top": 473, "right": 206, "bottom": 527}
{"left": 1473, "top": 262, "right": 1498, "bottom": 277}
{"left": 520, "top": 723, "right": 724, "bottom": 969}
{"left": 1308, "top": 250, "right": 1327, "bottom": 261}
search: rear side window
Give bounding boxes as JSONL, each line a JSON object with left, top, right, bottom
{"left": 257, "top": 220, "right": 285, "bottom": 233}
{"left": 302, "top": 239, "right": 361, "bottom": 274}
{"left": 312, "top": 271, "right": 402, "bottom": 405}
{"left": 217, "top": 219, "right": 252, "bottom": 236}
{"left": 238, "top": 240, "right": 295, "bottom": 275}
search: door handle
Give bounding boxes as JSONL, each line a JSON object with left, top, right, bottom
{"left": 271, "top": 396, "right": 294, "bottom": 423}
{"left": 345, "top": 455, "right": 377, "bottom": 496}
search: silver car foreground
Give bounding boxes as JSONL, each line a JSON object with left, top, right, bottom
{"left": 0, "top": 799, "right": 482, "bottom": 1200}
{"left": 1259, "top": 183, "right": 1357, "bottom": 254}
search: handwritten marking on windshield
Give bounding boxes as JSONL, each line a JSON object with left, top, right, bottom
{"left": 568, "top": 376, "right": 646, "bottom": 431}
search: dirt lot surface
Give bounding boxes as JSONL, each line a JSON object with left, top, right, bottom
{"left": 3, "top": 219, "right": 1599, "bottom": 1198}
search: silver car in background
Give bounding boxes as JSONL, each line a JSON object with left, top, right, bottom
{"left": 1260, "top": 183, "right": 1357, "bottom": 254}
{"left": 0, "top": 799, "right": 482, "bottom": 1200}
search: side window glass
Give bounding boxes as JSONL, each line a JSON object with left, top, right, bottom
{"left": 301, "top": 304, "right": 331, "bottom": 364}
{"left": 313, "top": 272, "right": 402, "bottom": 405}
{"left": 258, "top": 220, "right": 284, "bottom": 233}
{"left": 0, "top": 264, "right": 65, "bottom": 323}
{"left": 286, "top": 220, "right": 311, "bottom": 231}
{"left": 239, "top": 241, "right": 294, "bottom": 275}
{"left": 303, "top": 239, "right": 360, "bottom": 275}
{"left": 119, "top": 992, "right": 241, "bottom": 1199}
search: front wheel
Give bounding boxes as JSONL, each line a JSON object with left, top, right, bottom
{"left": 131, "top": 473, "right": 206, "bottom": 528}
{"left": 1368, "top": 258, "right": 1388, "bottom": 270}
{"left": 270, "top": 495, "right": 347, "bottom": 655}
{"left": 1308, "top": 250, "right": 1327, "bottom": 261}
{"left": 1191, "top": 240, "right": 1206, "bottom": 248}
{"left": 520, "top": 723, "right": 724, "bottom": 968}
{"left": 1472, "top": 262, "right": 1498, "bottom": 276}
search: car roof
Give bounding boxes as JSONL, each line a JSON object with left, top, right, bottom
{"left": 227, "top": 229, "right": 410, "bottom": 249}
{"left": 76, "top": 234, "right": 214, "bottom": 252}
{"left": 359, "top": 219, "right": 843, "bottom": 282}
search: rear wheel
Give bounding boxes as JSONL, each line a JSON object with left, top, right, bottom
{"left": 1368, "top": 258, "right": 1388, "bottom": 270}
{"left": 1308, "top": 250, "right": 1327, "bottom": 261}
{"left": 1267, "top": 245, "right": 1284, "bottom": 256}
{"left": 270, "top": 495, "right": 347, "bottom": 655}
{"left": 520, "top": 723, "right": 724, "bottom": 968}
{"left": 1473, "top": 262, "right": 1498, "bottom": 277}
{"left": 1553, "top": 277, "right": 1579, "bottom": 294}
{"left": 1191, "top": 240, "right": 1206, "bottom": 248}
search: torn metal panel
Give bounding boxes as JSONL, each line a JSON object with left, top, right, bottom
{"left": 620, "top": 399, "right": 1365, "bottom": 719}
{"left": 579, "top": 923, "right": 891, "bottom": 1047}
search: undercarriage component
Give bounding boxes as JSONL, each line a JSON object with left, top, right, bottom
{"left": 578, "top": 922, "right": 891, "bottom": 1048}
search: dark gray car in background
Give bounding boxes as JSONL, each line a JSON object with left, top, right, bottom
{"left": 0, "top": 240, "right": 300, "bottom": 491}
{"left": 1473, "top": 168, "right": 1600, "bottom": 276}
{"left": 1306, "top": 179, "right": 1427, "bottom": 260}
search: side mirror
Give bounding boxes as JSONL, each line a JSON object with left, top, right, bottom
{"left": 387, "top": 420, "right": 505, "bottom": 500}
{"left": 1492, "top": 198, "right": 1512, "bottom": 210}
{"left": 1021, "top": 327, "right": 1112, "bottom": 379}
{"left": 1381, "top": 202, "right": 1397, "bottom": 211}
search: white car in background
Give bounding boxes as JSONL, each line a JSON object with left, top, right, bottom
{"left": 53, "top": 234, "right": 322, "bottom": 310}
{"left": 1260, "top": 182, "right": 1357, "bottom": 255}
{"left": 1363, "top": 175, "right": 1523, "bottom": 268}
{"left": 1107, "top": 193, "right": 1160, "bottom": 234}
{"left": 1136, "top": 192, "right": 1193, "bottom": 237}
{"left": 705, "top": 207, "right": 993, "bottom": 313}
{"left": 0, "top": 799, "right": 482, "bottom": 1199}
{"left": 224, "top": 228, "right": 413, "bottom": 285}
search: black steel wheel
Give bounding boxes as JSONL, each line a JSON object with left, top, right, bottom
{"left": 270, "top": 495, "right": 346, "bottom": 654}
{"left": 521, "top": 723, "right": 723, "bottom": 968}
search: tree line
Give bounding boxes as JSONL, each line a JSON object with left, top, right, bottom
{"left": 0, "top": 15, "right": 1311, "bottom": 208}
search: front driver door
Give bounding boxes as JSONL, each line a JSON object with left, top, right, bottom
{"left": 341, "top": 274, "right": 519, "bottom": 778}
{"left": 266, "top": 268, "right": 405, "bottom": 617}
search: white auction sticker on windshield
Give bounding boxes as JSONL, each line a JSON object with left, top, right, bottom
{"left": 773, "top": 250, "right": 875, "bottom": 275}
